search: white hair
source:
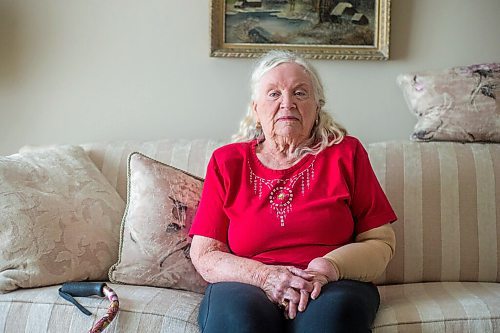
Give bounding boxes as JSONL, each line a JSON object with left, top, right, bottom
{"left": 232, "top": 50, "right": 346, "bottom": 157}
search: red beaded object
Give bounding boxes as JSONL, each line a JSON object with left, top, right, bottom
{"left": 89, "top": 285, "right": 119, "bottom": 333}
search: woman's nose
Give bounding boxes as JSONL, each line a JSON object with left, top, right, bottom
{"left": 280, "top": 92, "right": 295, "bottom": 109}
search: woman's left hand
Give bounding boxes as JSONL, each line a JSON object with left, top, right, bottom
{"left": 304, "top": 257, "right": 339, "bottom": 300}
{"left": 280, "top": 258, "right": 338, "bottom": 319}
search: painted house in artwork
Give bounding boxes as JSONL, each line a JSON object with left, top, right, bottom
{"left": 248, "top": 26, "right": 272, "bottom": 43}
{"left": 331, "top": 2, "right": 358, "bottom": 18}
{"left": 352, "top": 13, "right": 369, "bottom": 25}
{"left": 234, "top": 0, "right": 262, "bottom": 8}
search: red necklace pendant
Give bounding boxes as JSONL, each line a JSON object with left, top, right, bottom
{"left": 248, "top": 157, "right": 316, "bottom": 227}
{"left": 270, "top": 186, "right": 294, "bottom": 227}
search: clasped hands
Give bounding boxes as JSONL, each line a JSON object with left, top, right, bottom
{"left": 260, "top": 257, "right": 338, "bottom": 320}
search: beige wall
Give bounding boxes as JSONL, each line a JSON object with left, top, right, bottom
{"left": 0, "top": 0, "right": 499, "bottom": 155}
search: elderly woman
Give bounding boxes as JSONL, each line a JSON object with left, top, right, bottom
{"left": 189, "top": 50, "right": 397, "bottom": 333}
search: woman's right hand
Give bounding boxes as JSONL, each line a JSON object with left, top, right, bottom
{"left": 191, "top": 236, "right": 314, "bottom": 319}
{"left": 257, "top": 265, "right": 314, "bottom": 319}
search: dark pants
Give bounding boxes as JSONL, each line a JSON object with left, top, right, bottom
{"left": 198, "top": 280, "right": 380, "bottom": 333}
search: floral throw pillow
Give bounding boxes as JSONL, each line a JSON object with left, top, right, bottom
{"left": 108, "top": 152, "right": 207, "bottom": 293}
{"left": 397, "top": 63, "right": 500, "bottom": 142}
{"left": 0, "top": 146, "right": 125, "bottom": 293}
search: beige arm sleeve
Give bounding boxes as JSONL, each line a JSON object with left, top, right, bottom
{"left": 323, "top": 224, "right": 396, "bottom": 282}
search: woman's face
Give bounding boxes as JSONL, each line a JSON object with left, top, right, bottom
{"left": 252, "top": 62, "right": 318, "bottom": 143}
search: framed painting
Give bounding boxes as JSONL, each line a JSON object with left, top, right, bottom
{"left": 210, "top": 0, "right": 391, "bottom": 60}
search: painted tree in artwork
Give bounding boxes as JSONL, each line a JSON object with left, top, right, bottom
{"left": 317, "top": 0, "right": 335, "bottom": 23}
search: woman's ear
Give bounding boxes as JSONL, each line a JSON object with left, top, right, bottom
{"left": 251, "top": 101, "right": 259, "bottom": 123}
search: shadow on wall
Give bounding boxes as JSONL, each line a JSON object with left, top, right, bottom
{"left": 390, "top": 0, "right": 414, "bottom": 60}
{"left": 0, "top": 3, "right": 22, "bottom": 87}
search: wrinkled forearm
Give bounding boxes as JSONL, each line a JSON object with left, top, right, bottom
{"left": 323, "top": 224, "right": 396, "bottom": 282}
{"left": 190, "top": 235, "right": 270, "bottom": 288}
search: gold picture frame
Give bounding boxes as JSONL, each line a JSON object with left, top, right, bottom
{"left": 210, "top": 0, "right": 391, "bottom": 60}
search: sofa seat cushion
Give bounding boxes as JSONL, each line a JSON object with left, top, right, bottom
{"left": 0, "top": 283, "right": 203, "bottom": 333}
{"left": 375, "top": 282, "right": 500, "bottom": 332}
{"left": 1, "top": 282, "right": 499, "bottom": 333}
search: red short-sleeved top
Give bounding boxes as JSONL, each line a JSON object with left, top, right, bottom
{"left": 189, "top": 136, "right": 397, "bottom": 269}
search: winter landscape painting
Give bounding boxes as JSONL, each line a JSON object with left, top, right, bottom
{"left": 210, "top": 0, "right": 391, "bottom": 60}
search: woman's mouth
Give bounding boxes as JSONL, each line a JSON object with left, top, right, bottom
{"left": 276, "top": 116, "right": 299, "bottom": 121}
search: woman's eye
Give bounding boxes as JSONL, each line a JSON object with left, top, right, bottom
{"left": 268, "top": 91, "right": 280, "bottom": 98}
{"left": 295, "top": 90, "right": 308, "bottom": 97}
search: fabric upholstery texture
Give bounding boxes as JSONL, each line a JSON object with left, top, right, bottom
{"left": 7, "top": 139, "right": 498, "bottom": 332}
{"left": 108, "top": 152, "right": 207, "bottom": 293}
{"left": 0, "top": 283, "right": 202, "bottom": 333}
{"left": 80, "top": 139, "right": 226, "bottom": 200}
{"left": 0, "top": 146, "right": 125, "bottom": 293}
{"left": 374, "top": 282, "right": 500, "bottom": 332}
{"left": 369, "top": 141, "right": 500, "bottom": 285}
{"left": 0, "top": 282, "right": 499, "bottom": 333}
{"left": 398, "top": 63, "right": 500, "bottom": 142}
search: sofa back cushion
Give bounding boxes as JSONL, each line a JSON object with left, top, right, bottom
{"left": 76, "top": 139, "right": 500, "bottom": 285}
{"left": 369, "top": 141, "right": 500, "bottom": 284}
{"left": 80, "top": 139, "right": 226, "bottom": 200}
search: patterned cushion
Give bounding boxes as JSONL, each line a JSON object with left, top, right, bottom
{"left": 368, "top": 141, "right": 500, "bottom": 284}
{"left": 0, "top": 146, "right": 125, "bottom": 293}
{"left": 398, "top": 63, "right": 500, "bottom": 142}
{"left": 108, "top": 152, "right": 207, "bottom": 293}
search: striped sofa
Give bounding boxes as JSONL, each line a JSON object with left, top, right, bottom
{"left": 0, "top": 139, "right": 499, "bottom": 332}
